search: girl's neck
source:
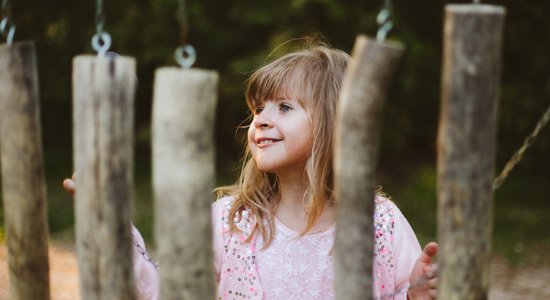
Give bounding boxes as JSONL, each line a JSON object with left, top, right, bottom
{"left": 274, "top": 171, "right": 334, "bottom": 233}
{"left": 278, "top": 175, "right": 307, "bottom": 205}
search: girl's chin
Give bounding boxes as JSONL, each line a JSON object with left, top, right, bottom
{"left": 255, "top": 162, "right": 282, "bottom": 174}
{"left": 256, "top": 164, "right": 306, "bottom": 178}
{"left": 256, "top": 164, "right": 277, "bottom": 173}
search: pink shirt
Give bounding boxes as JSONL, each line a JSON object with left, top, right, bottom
{"left": 133, "top": 196, "right": 421, "bottom": 300}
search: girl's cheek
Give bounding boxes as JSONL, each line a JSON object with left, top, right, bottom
{"left": 247, "top": 126, "right": 256, "bottom": 148}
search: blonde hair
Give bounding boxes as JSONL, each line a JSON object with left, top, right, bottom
{"left": 217, "top": 43, "right": 350, "bottom": 247}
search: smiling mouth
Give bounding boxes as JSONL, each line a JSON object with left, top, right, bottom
{"left": 257, "top": 138, "right": 281, "bottom": 146}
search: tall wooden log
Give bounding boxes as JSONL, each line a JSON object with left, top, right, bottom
{"left": 0, "top": 42, "right": 51, "bottom": 300}
{"left": 334, "top": 35, "right": 404, "bottom": 300}
{"left": 73, "top": 55, "right": 137, "bottom": 300}
{"left": 152, "top": 67, "right": 218, "bottom": 299}
{"left": 437, "top": 5, "right": 505, "bottom": 300}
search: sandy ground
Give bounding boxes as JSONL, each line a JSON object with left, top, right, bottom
{"left": 1, "top": 241, "right": 550, "bottom": 299}
{"left": 0, "top": 241, "right": 80, "bottom": 300}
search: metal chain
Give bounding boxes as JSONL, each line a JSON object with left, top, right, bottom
{"left": 493, "top": 103, "right": 550, "bottom": 190}
{"left": 174, "top": 0, "right": 196, "bottom": 68}
{"left": 1, "top": 0, "right": 16, "bottom": 44}
{"left": 376, "top": 0, "right": 393, "bottom": 41}
{"left": 95, "top": 0, "right": 104, "bottom": 36}
{"left": 177, "top": 0, "right": 189, "bottom": 46}
{"left": 91, "top": 0, "right": 111, "bottom": 56}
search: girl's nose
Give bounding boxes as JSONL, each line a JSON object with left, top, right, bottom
{"left": 253, "top": 113, "right": 273, "bottom": 129}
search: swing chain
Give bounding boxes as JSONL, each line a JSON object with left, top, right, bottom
{"left": 1, "top": 0, "right": 15, "bottom": 44}
{"left": 376, "top": 0, "right": 393, "bottom": 41}
{"left": 91, "top": 0, "right": 111, "bottom": 56}
{"left": 177, "top": 0, "right": 189, "bottom": 45}
{"left": 174, "top": 0, "right": 196, "bottom": 68}
{"left": 493, "top": 103, "right": 550, "bottom": 190}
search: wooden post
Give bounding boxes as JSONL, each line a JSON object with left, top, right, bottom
{"left": 73, "top": 55, "right": 137, "bottom": 300}
{"left": 334, "top": 35, "right": 404, "bottom": 300}
{"left": 0, "top": 42, "right": 51, "bottom": 300}
{"left": 152, "top": 67, "right": 218, "bottom": 299}
{"left": 437, "top": 5, "right": 505, "bottom": 300}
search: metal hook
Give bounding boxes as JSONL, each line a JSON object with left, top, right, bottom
{"left": 91, "top": 0, "right": 111, "bottom": 55}
{"left": 92, "top": 32, "right": 111, "bottom": 57}
{"left": 175, "top": 45, "right": 196, "bottom": 68}
{"left": 376, "top": 0, "right": 394, "bottom": 41}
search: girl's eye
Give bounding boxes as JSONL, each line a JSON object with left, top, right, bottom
{"left": 279, "top": 104, "right": 292, "bottom": 112}
{"left": 254, "top": 107, "right": 264, "bottom": 115}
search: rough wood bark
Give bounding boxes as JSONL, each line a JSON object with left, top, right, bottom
{"left": 334, "top": 36, "right": 404, "bottom": 300}
{"left": 437, "top": 5, "right": 505, "bottom": 300}
{"left": 0, "top": 42, "right": 51, "bottom": 300}
{"left": 152, "top": 67, "right": 218, "bottom": 299}
{"left": 72, "top": 55, "right": 137, "bottom": 300}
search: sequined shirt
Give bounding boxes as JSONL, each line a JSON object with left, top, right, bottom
{"left": 132, "top": 196, "right": 421, "bottom": 300}
{"left": 212, "top": 195, "right": 421, "bottom": 300}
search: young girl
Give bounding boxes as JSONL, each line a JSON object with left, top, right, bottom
{"left": 64, "top": 43, "right": 438, "bottom": 300}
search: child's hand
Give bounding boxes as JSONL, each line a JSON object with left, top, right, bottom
{"left": 408, "top": 242, "right": 439, "bottom": 299}
{"left": 62, "top": 173, "right": 77, "bottom": 196}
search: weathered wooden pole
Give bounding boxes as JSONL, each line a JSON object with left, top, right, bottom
{"left": 334, "top": 35, "right": 404, "bottom": 300}
{"left": 0, "top": 42, "right": 50, "bottom": 300}
{"left": 437, "top": 5, "right": 505, "bottom": 300}
{"left": 152, "top": 67, "right": 218, "bottom": 299}
{"left": 73, "top": 55, "right": 137, "bottom": 300}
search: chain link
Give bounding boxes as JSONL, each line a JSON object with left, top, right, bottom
{"left": 376, "top": 0, "right": 393, "bottom": 41}
{"left": 1, "top": 0, "right": 11, "bottom": 23}
{"left": 493, "top": 103, "right": 550, "bottom": 190}
{"left": 175, "top": 0, "right": 196, "bottom": 68}
{"left": 177, "top": 0, "right": 189, "bottom": 46}
{"left": 95, "top": 0, "right": 104, "bottom": 36}
{"left": 1, "top": 0, "right": 15, "bottom": 44}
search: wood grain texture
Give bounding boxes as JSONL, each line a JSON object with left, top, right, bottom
{"left": 437, "top": 5, "right": 505, "bottom": 300}
{"left": 152, "top": 67, "right": 218, "bottom": 299}
{"left": 334, "top": 36, "right": 404, "bottom": 300}
{"left": 0, "top": 41, "right": 51, "bottom": 300}
{"left": 72, "top": 55, "right": 137, "bottom": 300}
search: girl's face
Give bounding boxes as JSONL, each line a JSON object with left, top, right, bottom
{"left": 247, "top": 98, "right": 313, "bottom": 177}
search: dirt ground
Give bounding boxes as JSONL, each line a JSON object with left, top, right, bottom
{"left": 1, "top": 241, "right": 550, "bottom": 299}
{"left": 0, "top": 241, "right": 80, "bottom": 300}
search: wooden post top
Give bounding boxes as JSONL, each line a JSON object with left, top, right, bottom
{"left": 155, "top": 66, "right": 217, "bottom": 72}
{"left": 446, "top": 4, "right": 506, "bottom": 15}
{"left": 73, "top": 54, "right": 136, "bottom": 63}
{"left": 0, "top": 40, "right": 33, "bottom": 48}
{"left": 354, "top": 34, "right": 405, "bottom": 52}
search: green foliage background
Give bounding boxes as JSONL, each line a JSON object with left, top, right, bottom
{"left": 1, "top": 0, "right": 549, "bottom": 264}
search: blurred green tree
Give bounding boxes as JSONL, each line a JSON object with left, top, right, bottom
{"left": 1, "top": 0, "right": 548, "bottom": 253}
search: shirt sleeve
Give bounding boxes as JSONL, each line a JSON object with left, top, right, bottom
{"left": 132, "top": 225, "right": 160, "bottom": 300}
{"left": 211, "top": 197, "right": 227, "bottom": 284}
{"left": 392, "top": 205, "right": 422, "bottom": 299}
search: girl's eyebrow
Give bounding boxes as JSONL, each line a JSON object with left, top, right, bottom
{"left": 273, "top": 97, "right": 296, "bottom": 102}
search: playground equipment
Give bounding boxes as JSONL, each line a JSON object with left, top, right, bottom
{"left": 0, "top": 42, "right": 50, "bottom": 299}
{"left": 333, "top": 2, "right": 404, "bottom": 296}
{"left": 5, "top": 0, "right": 550, "bottom": 299}
{"left": 437, "top": 5, "right": 505, "bottom": 299}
